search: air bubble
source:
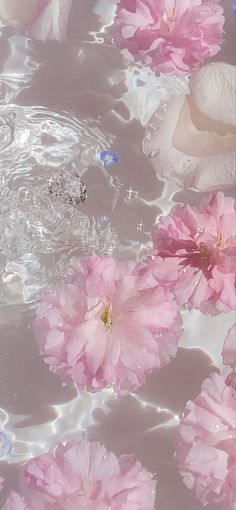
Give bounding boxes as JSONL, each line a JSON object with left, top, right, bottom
{"left": 149, "top": 149, "right": 160, "bottom": 158}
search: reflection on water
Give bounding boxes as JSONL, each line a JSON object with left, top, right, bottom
{"left": 0, "top": 1, "right": 235, "bottom": 509}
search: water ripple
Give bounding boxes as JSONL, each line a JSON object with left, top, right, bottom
{"left": 0, "top": 105, "right": 117, "bottom": 307}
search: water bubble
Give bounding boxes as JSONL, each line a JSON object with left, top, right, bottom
{"left": 149, "top": 149, "right": 160, "bottom": 158}
{"left": 47, "top": 169, "right": 87, "bottom": 206}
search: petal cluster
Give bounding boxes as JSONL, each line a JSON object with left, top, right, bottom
{"left": 34, "top": 256, "right": 182, "bottom": 393}
{"left": 114, "top": 0, "right": 224, "bottom": 75}
{"left": 2, "top": 440, "right": 157, "bottom": 510}
{"left": 175, "top": 370, "right": 236, "bottom": 509}
{"left": 150, "top": 192, "right": 236, "bottom": 314}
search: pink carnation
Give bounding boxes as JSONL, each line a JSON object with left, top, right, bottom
{"left": 2, "top": 440, "right": 156, "bottom": 510}
{"left": 114, "top": 0, "right": 225, "bottom": 75}
{"left": 34, "top": 256, "right": 182, "bottom": 393}
{"left": 0, "top": 0, "right": 72, "bottom": 41}
{"left": 150, "top": 192, "right": 236, "bottom": 315}
{"left": 175, "top": 371, "right": 236, "bottom": 509}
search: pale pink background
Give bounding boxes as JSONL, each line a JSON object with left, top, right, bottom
{"left": 0, "top": 1, "right": 235, "bottom": 509}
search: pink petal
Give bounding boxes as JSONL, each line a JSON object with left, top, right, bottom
{"left": 0, "top": 0, "right": 39, "bottom": 26}
{"left": 1, "top": 492, "right": 30, "bottom": 510}
{"left": 222, "top": 323, "right": 236, "bottom": 369}
{"left": 29, "top": 0, "right": 72, "bottom": 41}
{"left": 21, "top": 440, "right": 156, "bottom": 508}
{"left": 189, "top": 62, "right": 236, "bottom": 126}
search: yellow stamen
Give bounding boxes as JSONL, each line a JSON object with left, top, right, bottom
{"left": 101, "top": 303, "right": 113, "bottom": 330}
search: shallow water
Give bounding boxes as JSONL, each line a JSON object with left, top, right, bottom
{"left": 0, "top": 1, "right": 235, "bottom": 508}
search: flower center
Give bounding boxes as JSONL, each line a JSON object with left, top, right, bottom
{"left": 197, "top": 240, "right": 222, "bottom": 269}
{"left": 100, "top": 303, "right": 113, "bottom": 330}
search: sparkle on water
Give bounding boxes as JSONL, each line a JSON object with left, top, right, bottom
{"left": 0, "top": 10, "right": 234, "bottom": 508}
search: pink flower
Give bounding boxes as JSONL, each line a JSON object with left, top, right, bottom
{"left": 1, "top": 492, "right": 31, "bottom": 510}
{"left": 143, "top": 62, "right": 236, "bottom": 192}
{"left": 114, "top": 0, "right": 224, "bottom": 76}
{"left": 0, "top": 0, "right": 72, "bottom": 41}
{"left": 150, "top": 192, "right": 236, "bottom": 315}
{"left": 7, "top": 440, "right": 155, "bottom": 510}
{"left": 175, "top": 372, "right": 236, "bottom": 509}
{"left": 34, "top": 256, "right": 182, "bottom": 393}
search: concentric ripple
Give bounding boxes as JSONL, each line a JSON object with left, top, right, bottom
{"left": 0, "top": 105, "right": 117, "bottom": 308}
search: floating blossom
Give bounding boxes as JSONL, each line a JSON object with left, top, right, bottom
{"left": 143, "top": 62, "right": 236, "bottom": 191}
{"left": 0, "top": 0, "right": 73, "bottom": 41}
{"left": 175, "top": 370, "right": 236, "bottom": 509}
{"left": 34, "top": 256, "right": 182, "bottom": 393}
{"left": 150, "top": 192, "right": 236, "bottom": 315}
{"left": 99, "top": 150, "right": 119, "bottom": 166}
{"left": 2, "top": 440, "right": 156, "bottom": 510}
{"left": 114, "top": 0, "right": 225, "bottom": 76}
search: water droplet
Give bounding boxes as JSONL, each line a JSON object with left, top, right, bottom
{"left": 46, "top": 169, "right": 87, "bottom": 205}
{"left": 149, "top": 149, "right": 160, "bottom": 158}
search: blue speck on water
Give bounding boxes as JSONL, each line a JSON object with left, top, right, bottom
{"left": 232, "top": 1, "right": 236, "bottom": 12}
{"left": 99, "top": 150, "right": 119, "bottom": 166}
{"left": 0, "top": 431, "right": 12, "bottom": 457}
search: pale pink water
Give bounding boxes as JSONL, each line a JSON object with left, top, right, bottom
{"left": 0, "top": 1, "right": 235, "bottom": 509}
